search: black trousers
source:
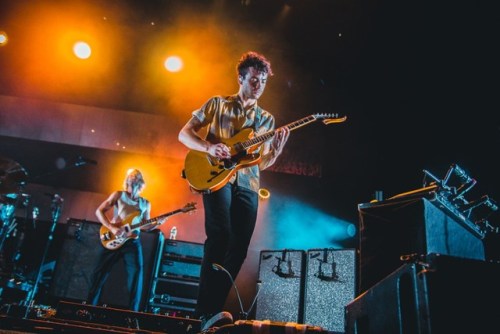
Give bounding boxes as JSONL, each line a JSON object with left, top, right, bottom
{"left": 87, "top": 238, "right": 144, "bottom": 311}
{"left": 196, "top": 183, "right": 258, "bottom": 317}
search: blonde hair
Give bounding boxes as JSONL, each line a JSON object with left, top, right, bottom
{"left": 123, "top": 168, "right": 146, "bottom": 192}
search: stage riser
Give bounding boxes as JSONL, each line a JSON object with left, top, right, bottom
{"left": 345, "top": 254, "right": 500, "bottom": 333}
{"left": 358, "top": 197, "right": 485, "bottom": 294}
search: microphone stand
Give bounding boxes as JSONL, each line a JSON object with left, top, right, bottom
{"left": 21, "top": 195, "right": 63, "bottom": 318}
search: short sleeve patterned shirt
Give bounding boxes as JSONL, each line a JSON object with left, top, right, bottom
{"left": 192, "top": 94, "right": 275, "bottom": 193}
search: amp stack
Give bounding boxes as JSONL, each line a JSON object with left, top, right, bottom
{"left": 146, "top": 239, "right": 204, "bottom": 318}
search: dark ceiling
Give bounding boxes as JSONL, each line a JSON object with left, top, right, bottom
{"left": 1, "top": 0, "right": 499, "bottom": 227}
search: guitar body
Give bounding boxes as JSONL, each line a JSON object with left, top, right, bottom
{"left": 183, "top": 129, "right": 261, "bottom": 193}
{"left": 100, "top": 212, "right": 141, "bottom": 250}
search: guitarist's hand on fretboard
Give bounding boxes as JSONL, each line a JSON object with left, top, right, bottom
{"left": 271, "top": 127, "right": 290, "bottom": 155}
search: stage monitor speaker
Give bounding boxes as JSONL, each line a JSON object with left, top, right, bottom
{"left": 345, "top": 254, "right": 500, "bottom": 334}
{"left": 49, "top": 218, "right": 163, "bottom": 312}
{"left": 358, "top": 196, "right": 485, "bottom": 293}
{"left": 255, "top": 249, "right": 306, "bottom": 324}
{"left": 303, "top": 248, "right": 356, "bottom": 333}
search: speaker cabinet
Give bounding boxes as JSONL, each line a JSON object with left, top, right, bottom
{"left": 303, "top": 248, "right": 356, "bottom": 333}
{"left": 255, "top": 249, "right": 306, "bottom": 323}
{"left": 358, "top": 196, "right": 485, "bottom": 293}
{"left": 345, "top": 254, "right": 500, "bottom": 334}
{"left": 49, "top": 219, "right": 163, "bottom": 311}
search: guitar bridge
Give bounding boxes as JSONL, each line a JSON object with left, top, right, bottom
{"left": 207, "top": 155, "right": 220, "bottom": 167}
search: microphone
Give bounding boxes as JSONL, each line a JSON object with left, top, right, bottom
{"left": 75, "top": 156, "right": 98, "bottom": 166}
{"left": 212, "top": 263, "right": 261, "bottom": 320}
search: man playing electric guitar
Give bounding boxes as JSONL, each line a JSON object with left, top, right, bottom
{"left": 87, "top": 168, "right": 166, "bottom": 312}
{"left": 178, "top": 51, "right": 290, "bottom": 331}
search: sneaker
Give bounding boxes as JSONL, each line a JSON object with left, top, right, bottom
{"left": 200, "top": 311, "right": 233, "bottom": 331}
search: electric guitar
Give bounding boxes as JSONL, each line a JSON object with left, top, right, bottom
{"left": 100, "top": 202, "right": 197, "bottom": 250}
{"left": 183, "top": 113, "right": 347, "bottom": 194}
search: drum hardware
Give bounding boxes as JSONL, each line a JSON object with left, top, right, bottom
{"left": 0, "top": 156, "right": 28, "bottom": 195}
{"left": 0, "top": 157, "right": 28, "bottom": 256}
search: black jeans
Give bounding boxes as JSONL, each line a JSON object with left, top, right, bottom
{"left": 196, "top": 183, "right": 258, "bottom": 317}
{"left": 87, "top": 238, "right": 144, "bottom": 311}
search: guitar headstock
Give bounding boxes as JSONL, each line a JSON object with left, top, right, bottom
{"left": 313, "top": 113, "right": 348, "bottom": 124}
{"left": 182, "top": 202, "right": 197, "bottom": 214}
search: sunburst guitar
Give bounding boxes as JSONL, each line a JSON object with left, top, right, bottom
{"left": 100, "top": 202, "right": 197, "bottom": 250}
{"left": 183, "top": 113, "right": 347, "bottom": 194}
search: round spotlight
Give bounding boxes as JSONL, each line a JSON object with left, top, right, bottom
{"left": 258, "top": 188, "right": 270, "bottom": 200}
{"left": 0, "top": 31, "right": 8, "bottom": 46}
{"left": 73, "top": 41, "right": 91, "bottom": 59}
{"left": 164, "top": 56, "right": 183, "bottom": 72}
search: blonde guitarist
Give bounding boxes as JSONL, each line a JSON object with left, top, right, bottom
{"left": 87, "top": 168, "right": 166, "bottom": 312}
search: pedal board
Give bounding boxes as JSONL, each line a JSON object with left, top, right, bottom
{"left": 55, "top": 300, "right": 200, "bottom": 333}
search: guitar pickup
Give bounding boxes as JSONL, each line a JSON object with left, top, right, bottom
{"left": 100, "top": 232, "right": 111, "bottom": 241}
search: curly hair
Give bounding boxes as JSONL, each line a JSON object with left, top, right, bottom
{"left": 236, "top": 51, "right": 273, "bottom": 78}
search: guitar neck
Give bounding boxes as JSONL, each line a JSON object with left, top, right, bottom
{"left": 130, "top": 209, "right": 184, "bottom": 229}
{"left": 241, "top": 115, "right": 319, "bottom": 150}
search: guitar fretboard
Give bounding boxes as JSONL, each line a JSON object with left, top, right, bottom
{"left": 130, "top": 208, "right": 187, "bottom": 229}
{"left": 241, "top": 114, "right": 338, "bottom": 150}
